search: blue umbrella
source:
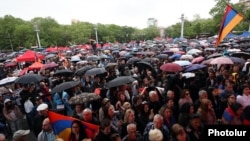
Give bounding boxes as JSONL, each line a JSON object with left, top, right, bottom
{"left": 170, "top": 54, "right": 181, "bottom": 60}
{"left": 184, "top": 64, "right": 207, "bottom": 72}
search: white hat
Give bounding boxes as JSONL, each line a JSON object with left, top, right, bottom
{"left": 36, "top": 103, "right": 48, "bottom": 111}
{"left": 4, "top": 99, "right": 11, "bottom": 105}
{"left": 13, "top": 130, "right": 30, "bottom": 139}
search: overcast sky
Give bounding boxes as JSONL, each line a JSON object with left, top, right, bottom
{"left": 0, "top": 0, "right": 238, "bottom": 28}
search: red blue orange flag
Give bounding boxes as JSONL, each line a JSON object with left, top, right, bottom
{"left": 48, "top": 111, "right": 99, "bottom": 141}
{"left": 215, "top": 4, "right": 243, "bottom": 47}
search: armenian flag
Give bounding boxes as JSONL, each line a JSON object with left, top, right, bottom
{"left": 215, "top": 4, "right": 243, "bottom": 47}
{"left": 48, "top": 111, "right": 99, "bottom": 140}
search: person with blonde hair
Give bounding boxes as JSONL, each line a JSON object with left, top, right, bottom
{"left": 148, "top": 128, "right": 163, "bottom": 141}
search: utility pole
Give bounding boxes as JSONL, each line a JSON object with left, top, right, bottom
{"left": 8, "top": 33, "right": 14, "bottom": 51}
{"left": 94, "top": 25, "right": 98, "bottom": 45}
{"left": 34, "top": 25, "right": 41, "bottom": 48}
{"left": 180, "top": 14, "right": 185, "bottom": 38}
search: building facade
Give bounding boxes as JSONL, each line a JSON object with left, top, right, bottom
{"left": 147, "top": 18, "right": 158, "bottom": 27}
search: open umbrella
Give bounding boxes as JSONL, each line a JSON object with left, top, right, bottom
{"left": 0, "top": 77, "right": 18, "bottom": 86}
{"left": 74, "top": 66, "right": 94, "bottom": 76}
{"left": 156, "top": 54, "right": 168, "bottom": 59}
{"left": 54, "top": 69, "right": 74, "bottom": 76}
{"left": 106, "top": 76, "right": 136, "bottom": 88}
{"left": 15, "top": 74, "right": 44, "bottom": 84}
{"left": 51, "top": 80, "right": 80, "bottom": 94}
{"left": 210, "top": 56, "right": 234, "bottom": 65}
{"left": 87, "top": 55, "right": 100, "bottom": 61}
{"left": 68, "top": 93, "right": 101, "bottom": 105}
{"left": 41, "top": 62, "right": 59, "bottom": 70}
{"left": 173, "top": 60, "right": 191, "bottom": 66}
{"left": 160, "top": 63, "right": 183, "bottom": 72}
{"left": 184, "top": 64, "right": 207, "bottom": 72}
{"left": 84, "top": 67, "right": 107, "bottom": 76}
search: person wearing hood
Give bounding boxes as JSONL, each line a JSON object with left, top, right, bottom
{"left": 2, "top": 99, "right": 23, "bottom": 134}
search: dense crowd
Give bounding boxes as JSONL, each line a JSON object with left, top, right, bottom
{"left": 0, "top": 39, "right": 250, "bottom": 141}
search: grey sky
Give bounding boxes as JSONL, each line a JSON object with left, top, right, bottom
{"left": 0, "top": 0, "right": 238, "bottom": 28}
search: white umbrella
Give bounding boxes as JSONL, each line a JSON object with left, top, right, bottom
{"left": 180, "top": 55, "right": 194, "bottom": 60}
{"left": 182, "top": 72, "right": 195, "bottom": 79}
{"left": 0, "top": 77, "right": 18, "bottom": 86}
{"left": 173, "top": 60, "right": 192, "bottom": 66}
{"left": 186, "top": 49, "right": 202, "bottom": 55}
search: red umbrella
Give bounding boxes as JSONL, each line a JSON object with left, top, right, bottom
{"left": 28, "top": 62, "right": 44, "bottom": 70}
{"left": 41, "top": 62, "right": 59, "bottom": 70}
{"left": 192, "top": 56, "right": 205, "bottom": 64}
{"left": 210, "top": 56, "right": 234, "bottom": 65}
{"left": 5, "top": 62, "right": 17, "bottom": 67}
{"left": 160, "top": 63, "right": 183, "bottom": 72}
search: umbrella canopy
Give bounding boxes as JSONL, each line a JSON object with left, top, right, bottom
{"left": 68, "top": 93, "right": 101, "bottom": 105}
{"left": 180, "top": 55, "right": 193, "bottom": 60}
{"left": 155, "top": 54, "right": 169, "bottom": 59}
{"left": 74, "top": 66, "right": 94, "bottom": 76}
{"left": 229, "top": 57, "right": 246, "bottom": 64}
{"left": 106, "top": 76, "right": 136, "bottom": 88}
{"left": 186, "top": 49, "right": 202, "bottom": 55}
{"left": 206, "top": 53, "right": 223, "bottom": 59}
{"left": 41, "top": 62, "right": 59, "bottom": 70}
{"left": 182, "top": 72, "right": 195, "bottom": 79}
{"left": 16, "top": 50, "right": 45, "bottom": 62}
{"left": 184, "top": 64, "right": 207, "bottom": 72}
{"left": 54, "top": 69, "right": 74, "bottom": 76}
{"left": 0, "top": 77, "right": 18, "bottom": 86}
{"left": 28, "top": 62, "right": 44, "bottom": 70}
{"left": 160, "top": 63, "right": 183, "bottom": 72}
{"left": 87, "top": 55, "right": 100, "bottom": 61}
{"left": 173, "top": 60, "right": 191, "bottom": 66}
{"left": 127, "top": 57, "right": 141, "bottom": 64}
{"left": 210, "top": 56, "right": 234, "bottom": 65}
{"left": 15, "top": 74, "right": 44, "bottom": 84}
{"left": 51, "top": 80, "right": 80, "bottom": 94}
{"left": 191, "top": 56, "right": 205, "bottom": 64}
{"left": 84, "top": 67, "right": 107, "bottom": 76}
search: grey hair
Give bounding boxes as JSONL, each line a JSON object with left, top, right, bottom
{"left": 149, "top": 128, "right": 163, "bottom": 141}
{"left": 149, "top": 91, "right": 157, "bottom": 97}
{"left": 82, "top": 108, "right": 92, "bottom": 114}
{"left": 198, "top": 90, "right": 207, "bottom": 97}
{"left": 127, "top": 123, "right": 136, "bottom": 132}
{"left": 153, "top": 114, "right": 163, "bottom": 121}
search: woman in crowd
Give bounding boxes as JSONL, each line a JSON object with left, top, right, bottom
{"left": 69, "top": 120, "right": 86, "bottom": 141}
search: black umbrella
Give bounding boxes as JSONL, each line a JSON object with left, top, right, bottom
{"left": 87, "top": 55, "right": 100, "bottom": 61}
{"left": 51, "top": 80, "right": 80, "bottom": 94}
{"left": 106, "top": 76, "right": 136, "bottom": 88}
{"left": 127, "top": 57, "right": 141, "bottom": 64}
{"left": 74, "top": 66, "right": 94, "bottom": 76}
{"left": 15, "top": 74, "right": 44, "bottom": 84}
{"left": 68, "top": 92, "right": 101, "bottom": 105}
{"left": 84, "top": 67, "right": 107, "bottom": 76}
{"left": 135, "top": 61, "right": 157, "bottom": 77}
{"left": 54, "top": 69, "right": 74, "bottom": 76}
{"left": 156, "top": 54, "right": 168, "bottom": 59}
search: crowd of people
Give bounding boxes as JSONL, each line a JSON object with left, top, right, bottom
{"left": 0, "top": 38, "right": 250, "bottom": 141}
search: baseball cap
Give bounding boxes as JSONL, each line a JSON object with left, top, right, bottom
{"left": 36, "top": 103, "right": 48, "bottom": 111}
{"left": 13, "top": 130, "right": 30, "bottom": 140}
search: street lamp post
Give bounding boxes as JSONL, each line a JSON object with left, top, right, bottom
{"left": 180, "top": 14, "right": 185, "bottom": 38}
{"left": 34, "top": 25, "right": 41, "bottom": 48}
{"left": 94, "top": 26, "right": 98, "bottom": 45}
{"left": 8, "top": 33, "right": 14, "bottom": 51}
